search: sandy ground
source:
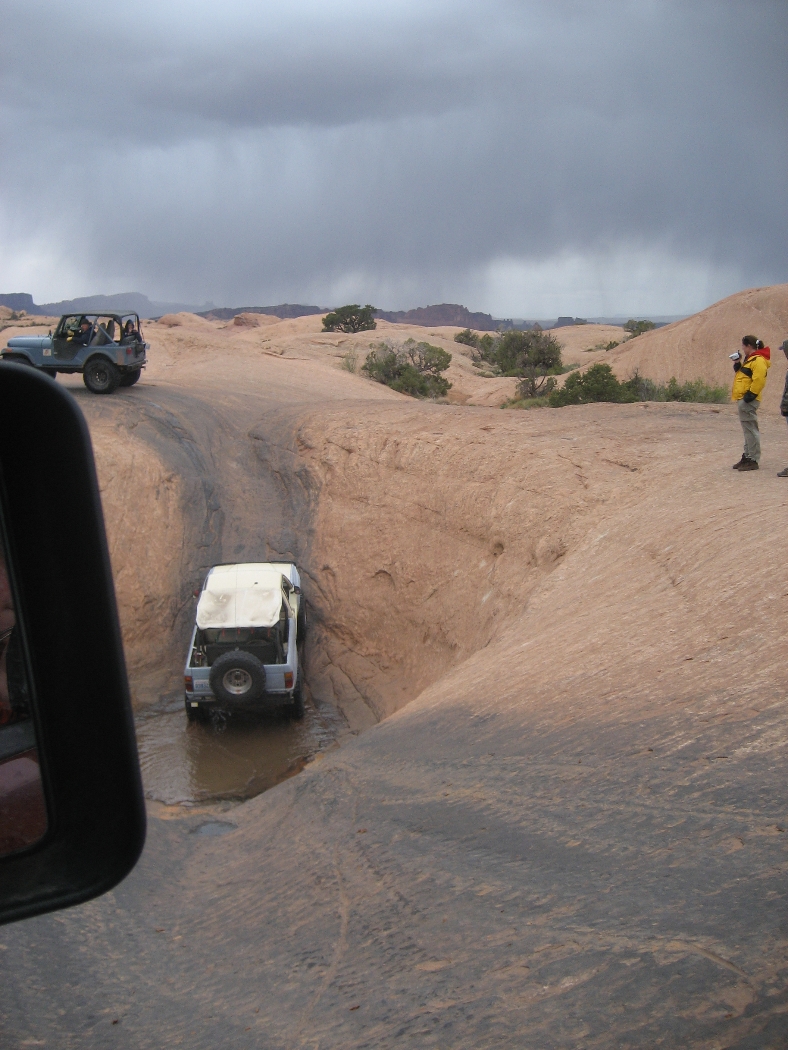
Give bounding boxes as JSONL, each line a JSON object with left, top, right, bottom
{"left": 2, "top": 286, "right": 788, "bottom": 1046}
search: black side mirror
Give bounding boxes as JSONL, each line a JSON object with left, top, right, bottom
{"left": 0, "top": 364, "right": 145, "bottom": 925}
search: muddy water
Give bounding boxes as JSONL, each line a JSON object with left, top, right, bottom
{"left": 135, "top": 696, "right": 346, "bottom": 805}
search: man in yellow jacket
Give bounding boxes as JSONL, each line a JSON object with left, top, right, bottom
{"left": 732, "top": 335, "right": 771, "bottom": 471}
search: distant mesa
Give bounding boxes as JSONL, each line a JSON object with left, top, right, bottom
{"left": 1, "top": 295, "right": 504, "bottom": 328}
{"left": 376, "top": 304, "right": 500, "bottom": 331}
{"left": 0, "top": 291, "right": 212, "bottom": 318}
{"left": 552, "top": 316, "right": 588, "bottom": 328}
{"left": 0, "top": 293, "right": 679, "bottom": 331}
{"left": 0, "top": 293, "right": 37, "bottom": 314}
{"left": 199, "top": 304, "right": 326, "bottom": 321}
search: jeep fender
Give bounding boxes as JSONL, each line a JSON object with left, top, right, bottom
{"left": 84, "top": 350, "right": 115, "bottom": 364}
{"left": 1, "top": 352, "right": 35, "bottom": 367}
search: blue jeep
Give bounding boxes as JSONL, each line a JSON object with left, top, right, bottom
{"left": 1, "top": 312, "right": 148, "bottom": 394}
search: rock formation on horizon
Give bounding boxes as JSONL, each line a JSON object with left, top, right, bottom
{"left": 375, "top": 303, "right": 500, "bottom": 330}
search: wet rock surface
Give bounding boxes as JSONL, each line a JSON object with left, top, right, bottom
{"left": 135, "top": 693, "right": 346, "bottom": 804}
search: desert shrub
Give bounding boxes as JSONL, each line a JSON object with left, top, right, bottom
{"left": 518, "top": 374, "right": 558, "bottom": 399}
{"left": 496, "top": 330, "right": 561, "bottom": 376}
{"left": 322, "top": 304, "right": 377, "bottom": 333}
{"left": 474, "top": 334, "right": 497, "bottom": 364}
{"left": 400, "top": 338, "right": 452, "bottom": 377}
{"left": 463, "top": 329, "right": 565, "bottom": 395}
{"left": 362, "top": 346, "right": 400, "bottom": 385}
{"left": 362, "top": 339, "right": 452, "bottom": 399}
{"left": 549, "top": 363, "right": 628, "bottom": 406}
{"left": 463, "top": 332, "right": 498, "bottom": 365}
{"left": 340, "top": 348, "right": 358, "bottom": 373}
{"left": 583, "top": 340, "right": 620, "bottom": 353}
{"left": 454, "top": 328, "right": 478, "bottom": 347}
{"left": 548, "top": 364, "right": 728, "bottom": 408}
{"left": 492, "top": 330, "right": 562, "bottom": 398}
{"left": 623, "top": 319, "right": 656, "bottom": 338}
{"left": 500, "top": 394, "right": 554, "bottom": 410}
{"left": 623, "top": 371, "right": 727, "bottom": 403}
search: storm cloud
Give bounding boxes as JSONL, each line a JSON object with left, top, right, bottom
{"left": 1, "top": 0, "right": 785, "bottom": 314}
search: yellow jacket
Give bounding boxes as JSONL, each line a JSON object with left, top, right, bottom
{"left": 732, "top": 350, "right": 770, "bottom": 402}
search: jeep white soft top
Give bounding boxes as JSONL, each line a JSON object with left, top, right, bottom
{"left": 196, "top": 564, "right": 285, "bottom": 629}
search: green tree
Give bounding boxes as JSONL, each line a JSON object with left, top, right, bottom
{"left": 322, "top": 304, "right": 377, "bottom": 333}
{"left": 476, "top": 334, "right": 497, "bottom": 364}
{"left": 624, "top": 319, "right": 656, "bottom": 338}
{"left": 361, "top": 346, "right": 400, "bottom": 385}
{"left": 400, "top": 339, "right": 452, "bottom": 378}
{"left": 454, "top": 328, "right": 478, "bottom": 348}
{"left": 361, "top": 339, "right": 452, "bottom": 399}
{"left": 549, "top": 363, "right": 630, "bottom": 406}
{"left": 494, "top": 330, "right": 563, "bottom": 398}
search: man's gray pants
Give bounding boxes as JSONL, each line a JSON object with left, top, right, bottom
{"left": 738, "top": 399, "right": 761, "bottom": 462}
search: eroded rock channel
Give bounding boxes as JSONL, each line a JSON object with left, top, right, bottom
{"left": 80, "top": 384, "right": 603, "bottom": 803}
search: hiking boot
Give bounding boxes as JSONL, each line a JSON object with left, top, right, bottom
{"left": 777, "top": 467, "right": 788, "bottom": 477}
{"left": 732, "top": 454, "right": 748, "bottom": 469}
{"left": 738, "top": 457, "right": 759, "bottom": 471}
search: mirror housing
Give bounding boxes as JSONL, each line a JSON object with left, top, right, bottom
{"left": 0, "top": 363, "right": 145, "bottom": 925}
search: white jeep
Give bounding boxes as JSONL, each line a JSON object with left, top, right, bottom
{"left": 183, "top": 563, "right": 307, "bottom": 722}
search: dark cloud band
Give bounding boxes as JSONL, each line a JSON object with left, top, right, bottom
{"left": 1, "top": 0, "right": 785, "bottom": 310}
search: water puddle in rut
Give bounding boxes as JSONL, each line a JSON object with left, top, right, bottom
{"left": 135, "top": 695, "right": 347, "bottom": 805}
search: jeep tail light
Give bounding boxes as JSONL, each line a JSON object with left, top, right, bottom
{"left": 284, "top": 672, "right": 294, "bottom": 689}
{"left": 126, "top": 347, "right": 134, "bottom": 356}
{"left": 184, "top": 676, "right": 194, "bottom": 692}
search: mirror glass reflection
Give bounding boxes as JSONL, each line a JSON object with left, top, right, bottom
{"left": 0, "top": 527, "right": 47, "bottom": 855}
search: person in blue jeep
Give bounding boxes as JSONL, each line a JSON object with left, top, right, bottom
{"left": 122, "top": 319, "right": 142, "bottom": 344}
{"left": 72, "top": 318, "right": 93, "bottom": 346}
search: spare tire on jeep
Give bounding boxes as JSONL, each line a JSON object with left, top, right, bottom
{"left": 209, "top": 651, "right": 267, "bottom": 703}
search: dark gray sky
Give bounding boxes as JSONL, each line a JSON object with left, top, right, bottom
{"left": 1, "top": 0, "right": 786, "bottom": 315}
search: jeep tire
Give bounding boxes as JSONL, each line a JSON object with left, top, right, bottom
{"left": 209, "top": 651, "right": 267, "bottom": 704}
{"left": 292, "top": 675, "right": 305, "bottom": 720}
{"left": 119, "top": 368, "right": 142, "bottom": 387}
{"left": 297, "top": 599, "right": 308, "bottom": 641}
{"left": 83, "top": 358, "right": 121, "bottom": 394}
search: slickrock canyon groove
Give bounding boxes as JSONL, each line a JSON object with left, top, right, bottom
{"left": 2, "top": 289, "right": 787, "bottom": 1046}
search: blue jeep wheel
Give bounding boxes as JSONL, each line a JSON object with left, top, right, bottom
{"left": 83, "top": 358, "right": 120, "bottom": 394}
{"left": 119, "top": 369, "right": 142, "bottom": 387}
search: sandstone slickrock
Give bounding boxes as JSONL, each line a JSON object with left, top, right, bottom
{"left": 1, "top": 286, "right": 787, "bottom": 1046}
